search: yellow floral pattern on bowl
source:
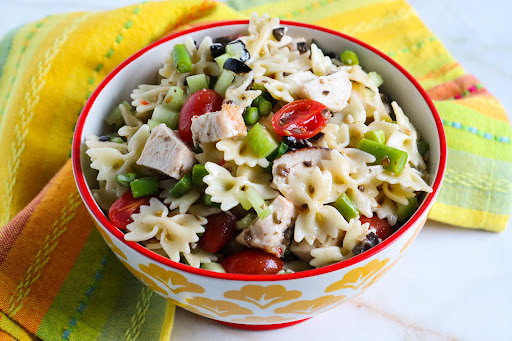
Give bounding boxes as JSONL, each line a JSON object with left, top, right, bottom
{"left": 273, "top": 295, "right": 346, "bottom": 315}
{"left": 224, "top": 285, "right": 302, "bottom": 309}
{"left": 186, "top": 297, "right": 253, "bottom": 317}
{"left": 325, "top": 258, "right": 389, "bottom": 293}
{"left": 139, "top": 263, "right": 205, "bottom": 294}
{"left": 231, "top": 316, "right": 295, "bottom": 324}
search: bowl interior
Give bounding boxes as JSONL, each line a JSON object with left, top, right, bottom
{"left": 75, "top": 20, "right": 445, "bottom": 279}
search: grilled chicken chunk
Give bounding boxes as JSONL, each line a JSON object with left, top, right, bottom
{"left": 236, "top": 196, "right": 296, "bottom": 257}
{"left": 302, "top": 70, "right": 352, "bottom": 112}
{"left": 136, "top": 123, "right": 195, "bottom": 179}
{"left": 190, "top": 102, "right": 247, "bottom": 144}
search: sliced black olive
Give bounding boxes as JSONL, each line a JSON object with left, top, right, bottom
{"left": 352, "top": 232, "right": 380, "bottom": 255}
{"left": 308, "top": 132, "right": 325, "bottom": 143}
{"left": 213, "top": 36, "right": 231, "bottom": 46}
{"left": 223, "top": 58, "right": 252, "bottom": 74}
{"left": 209, "top": 43, "right": 225, "bottom": 58}
{"left": 272, "top": 27, "right": 286, "bottom": 41}
{"left": 99, "top": 135, "right": 111, "bottom": 142}
{"left": 296, "top": 41, "right": 309, "bottom": 54}
{"left": 282, "top": 136, "right": 313, "bottom": 150}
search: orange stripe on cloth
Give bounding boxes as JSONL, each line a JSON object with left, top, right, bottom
{"left": 452, "top": 95, "right": 510, "bottom": 123}
{"left": 0, "top": 160, "right": 94, "bottom": 332}
{"left": 426, "top": 74, "right": 489, "bottom": 100}
{"left": 416, "top": 61, "right": 460, "bottom": 81}
{"left": 0, "top": 329, "right": 17, "bottom": 341}
{"left": 0, "top": 175, "right": 55, "bottom": 264}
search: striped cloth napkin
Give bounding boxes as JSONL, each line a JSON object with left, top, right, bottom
{"left": 0, "top": 0, "right": 510, "bottom": 339}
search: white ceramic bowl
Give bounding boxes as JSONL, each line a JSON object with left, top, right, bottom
{"left": 72, "top": 20, "right": 447, "bottom": 330}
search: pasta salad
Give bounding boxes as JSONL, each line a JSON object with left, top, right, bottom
{"left": 85, "top": 13, "right": 432, "bottom": 275}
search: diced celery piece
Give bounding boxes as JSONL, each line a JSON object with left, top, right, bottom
{"left": 214, "top": 69, "right": 235, "bottom": 97}
{"left": 235, "top": 190, "right": 252, "bottom": 210}
{"left": 247, "top": 123, "right": 279, "bottom": 158}
{"left": 251, "top": 83, "right": 266, "bottom": 91}
{"left": 245, "top": 187, "right": 271, "bottom": 220}
{"left": 105, "top": 101, "right": 131, "bottom": 126}
{"left": 163, "top": 86, "right": 185, "bottom": 111}
{"left": 201, "top": 262, "right": 226, "bottom": 273}
{"left": 364, "top": 130, "right": 386, "bottom": 144}
{"left": 192, "top": 164, "right": 209, "bottom": 185}
{"left": 214, "top": 53, "right": 231, "bottom": 68}
{"left": 417, "top": 140, "right": 430, "bottom": 156}
{"left": 147, "top": 119, "right": 160, "bottom": 131}
{"left": 226, "top": 42, "right": 244, "bottom": 58}
{"left": 397, "top": 197, "right": 418, "bottom": 222}
{"left": 130, "top": 177, "right": 159, "bottom": 198}
{"left": 333, "top": 193, "right": 359, "bottom": 220}
{"left": 151, "top": 104, "right": 180, "bottom": 129}
{"left": 368, "top": 71, "right": 383, "bottom": 87}
{"left": 235, "top": 213, "right": 257, "bottom": 230}
{"left": 186, "top": 74, "right": 209, "bottom": 93}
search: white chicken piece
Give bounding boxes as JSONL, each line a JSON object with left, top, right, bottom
{"left": 301, "top": 70, "right": 352, "bottom": 112}
{"left": 136, "top": 124, "right": 195, "bottom": 179}
{"left": 190, "top": 102, "right": 247, "bottom": 144}
{"left": 236, "top": 196, "right": 296, "bottom": 257}
{"left": 283, "top": 71, "right": 317, "bottom": 98}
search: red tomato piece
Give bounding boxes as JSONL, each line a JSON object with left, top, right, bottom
{"left": 197, "top": 213, "right": 238, "bottom": 253}
{"left": 108, "top": 191, "right": 151, "bottom": 229}
{"left": 359, "top": 215, "right": 394, "bottom": 240}
{"left": 222, "top": 249, "right": 284, "bottom": 275}
{"left": 272, "top": 99, "right": 330, "bottom": 139}
{"left": 178, "top": 89, "right": 223, "bottom": 143}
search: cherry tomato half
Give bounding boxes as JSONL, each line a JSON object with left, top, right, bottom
{"left": 359, "top": 215, "right": 394, "bottom": 240}
{"left": 197, "top": 213, "right": 238, "bottom": 254}
{"left": 272, "top": 99, "right": 330, "bottom": 139}
{"left": 179, "top": 89, "right": 223, "bottom": 143}
{"left": 108, "top": 191, "right": 151, "bottom": 229}
{"left": 222, "top": 249, "right": 284, "bottom": 275}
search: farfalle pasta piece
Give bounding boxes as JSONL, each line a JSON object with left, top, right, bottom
{"left": 309, "top": 246, "right": 345, "bottom": 268}
{"left": 225, "top": 71, "right": 261, "bottom": 112}
{"left": 183, "top": 247, "right": 218, "bottom": 268}
{"left": 343, "top": 218, "right": 371, "bottom": 251}
{"left": 130, "top": 83, "right": 170, "bottom": 116}
{"left": 375, "top": 195, "right": 398, "bottom": 226}
{"left": 160, "top": 180, "right": 201, "bottom": 214}
{"left": 242, "top": 13, "right": 281, "bottom": 60}
{"left": 125, "top": 198, "right": 206, "bottom": 262}
{"left": 310, "top": 43, "right": 337, "bottom": 76}
{"left": 195, "top": 142, "right": 224, "bottom": 164}
{"left": 294, "top": 204, "right": 349, "bottom": 245}
{"left": 313, "top": 123, "right": 349, "bottom": 151}
{"left": 320, "top": 150, "right": 357, "bottom": 202}
{"left": 341, "top": 94, "right": 367, "bottom": 124}
{"left": 382, "top": 182, "right": 416, "bottom": 206}
{"left": 284, "top": 167, "right": 333, "bottom": 206}
{"left": 216, "top": 138, "right": 270, "bottom": 168}
{"left": 203, "top": 162, "right": 277, "bottom": 211}
{"left": 86, "top": 124, "right": 150, "bottom": 197}
{"left": 342, "top": 148, "right": 376, "bottom": 174}
{"left": 377, "top": 164, "right": 432, "bottom": 193}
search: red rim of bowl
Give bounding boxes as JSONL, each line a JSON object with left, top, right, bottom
{"left": 72, "top": 19, "right": 447, "bottom": 282}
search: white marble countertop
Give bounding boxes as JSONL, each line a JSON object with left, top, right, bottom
{"left": 1, "top": 1, "right": 511, "bottom": 340}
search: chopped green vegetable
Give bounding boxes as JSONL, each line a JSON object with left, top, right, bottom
{"left": 333, "top": 193, "right": 359, "bottom": 221}
{"left": 247, "top": 123, "right": 279, "bottom": 158}
{"left": 214, "top": 53, "right": 230, "bottom": 69}
{"left": 235, "top": 190, "right": 252, "bottom": 210}
{"left": 186, "top": 74, "right": 209, "bottom": 93}
{"left": 245, "top": 187, "right": 271, "bottom": 220}
{"left": 368, "top": 71, "right": 383, "bottom": 87}
{"left": 105, "top": 101, "right": 131, "bottom": 126}
{"left": 417, "top": 140, "right": 430, "bottom": 156}
{"left": 235, "top": 213, "right": 257, "bottom": 230}
{"left": 340, "top": 49, "right": 359, "bottom": 65}
{"left": 364, "top": 130, "right": 386, "bottom": 144}
{"left": 252, "top": 95, "right": 272, "bottom": 116}
{"left": 192, "top": 164, "right": 209, "bottom": 185}
{"left": 172, "top": 44, "right": 192, "bottom": 73}
{"left": 225, "top": 42, "right": 245, "bottom": 59}
{"left": 203, "top": 193, "right": 220, "bottom": 207}
{"left": 130, "top": 177, "right": 159, "bottom": 198}
{"left": 213, "top": 69, "right": 235, "bottom": 97}
{"left": 169, "top": 174, "right": 192, "bottom": 198}
{"left": 147, "top": 119, "right": 160, "bottom": 131}
{"left": 116, "top": 173, "right": 137, "bottom": 188}
{"left": 151, "top": 104, "right": 180, "bottom": 129}
{"left": 110, "top": 136, "right": 124, "bottom": 143}
{"left": 243, "top": 107, "right": 259, "bottom": 125}
{"left": 397, "top": 197, "right": 418, "bottom": 222}
{"left": 163, "top": 86, "right": 185, "bottom": 111}
{"left": 265, "top": 142, "right": 289, "bottom": 173}
{"left": 200, "top": 262, "right": 226, "bottom": 273}
{"left": 357, "top": 138, "right": 408, "bottom": 174}
{"left": 251, "top": 83, "right": 266, "bottom": 91}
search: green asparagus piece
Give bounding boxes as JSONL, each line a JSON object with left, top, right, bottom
{"left": 364, "top": 130, "right": 386, "bottom": 144}
{"left": 397, "top": 197, "right": 418, "bottom": 222}
{"left": 357, "top": 138, "right": 408, "bottom": 174}
{"left": 172, "top": 44, "right": 192, "bottom": 73}
{"left": 334, "top": 193, "right": 360, "bottom": 221}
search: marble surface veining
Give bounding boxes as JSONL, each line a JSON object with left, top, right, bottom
{"left": 0, "top": 1, "right": 511, "bottom": 340}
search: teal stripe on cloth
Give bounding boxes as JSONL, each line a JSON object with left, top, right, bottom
{"left": 436, "top": 148, "right": 512, "bottom": 215}
{"left": 0, "top": 26, "right": 21, "bottom": 81}
{"left": 98, "top": 266, "right": 167, "bottom": 341}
